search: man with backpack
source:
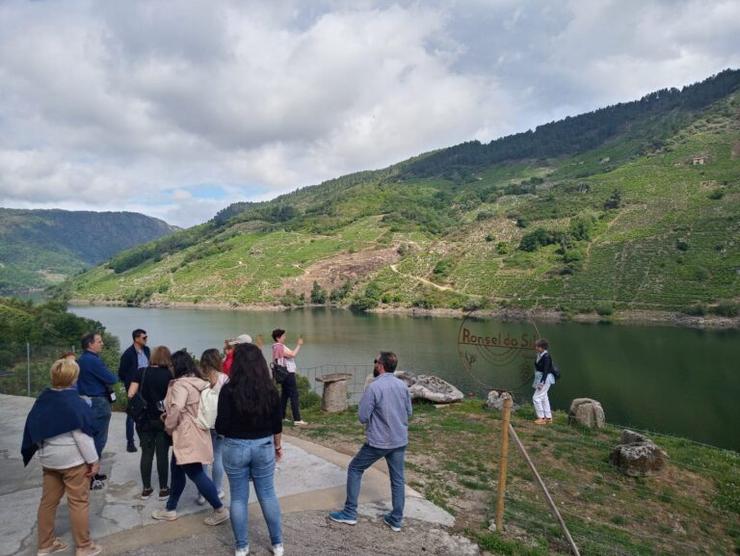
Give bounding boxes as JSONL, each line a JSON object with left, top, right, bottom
{"left": 533, "top": 338, "right": 558, "bottom": 425}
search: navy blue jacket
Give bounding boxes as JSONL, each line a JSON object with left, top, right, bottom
{"left": 77, "top": 351, "right": 118, "bottom": 397}
{"left": 22, "top": 388, "right": 97, "bottom": 466}
{"left": 118, "top": 344, "right": 150, "bottom": 386}
{"left": 534, "top": 351, "right": 555, "bottom": 384}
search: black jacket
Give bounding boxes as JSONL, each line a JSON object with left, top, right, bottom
{"left": 534, "top": 351, "right": 555, "bottom": 384}
{"left": 118, "top": 344, "right": 150, "bottom": 385}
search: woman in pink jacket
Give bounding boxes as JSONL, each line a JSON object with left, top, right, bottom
{"left": 151, "top": 350, "right": 230, "bottom": 526}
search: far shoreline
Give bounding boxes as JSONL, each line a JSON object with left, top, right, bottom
{"left": 67, "top": 298, "right": 740, "bottom": 330}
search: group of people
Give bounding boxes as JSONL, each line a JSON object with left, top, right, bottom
{"left": 21, "top": 323, "right": 556, "bottom": 556}
{"left": 21, "top": 327, "right": 316, "bottom": 556}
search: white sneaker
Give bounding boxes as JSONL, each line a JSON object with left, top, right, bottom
{"left": 196, "top": 494, "right": 206, "bottom": 505}
{"left": 219, "top": 490, "right": 225, "bottom": 499}
{"left": 151, "top": 509, "right": 178, "bottom": 521}
{"left": 204, "top": 507, "right": 230, "bottom": 526}
{"left": 235, "top": 546, "right": 249, "bottom": 556}
{"left": 293, "top": 420, "right": 308, "bottom": 426}
{"left": 272, "top": 543, "right": 284, "bottom": 556}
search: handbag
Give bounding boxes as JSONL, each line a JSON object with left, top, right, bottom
{"left": 271, "top": 361, "right": 290, "bottom": 384}
{"left": 126, "top": 368, "right": 149, "bottom": 426}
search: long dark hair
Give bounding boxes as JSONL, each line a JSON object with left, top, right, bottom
{"left": 171, "top": 350, "right": 202, "bottom": 379}
{"left": 228, "top": 343, "right": 278, "bottom": 418}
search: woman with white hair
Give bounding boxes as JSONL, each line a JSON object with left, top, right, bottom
{"left": 22, "top": 358, "right": 102, "bottom": 556}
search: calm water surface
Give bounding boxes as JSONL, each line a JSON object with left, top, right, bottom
{"left": 70, "top": 305, "right": 739, "bottom": 451}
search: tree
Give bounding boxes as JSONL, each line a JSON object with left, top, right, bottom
{"left": 310, "top": 281, "right": 327, "bottom": 304}
{"left": 604, "top": 189, "right": 622, "bottom": 210}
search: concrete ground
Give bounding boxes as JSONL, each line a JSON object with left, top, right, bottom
{"left": 0, "top": 394, "right": 478, "bottom": 556}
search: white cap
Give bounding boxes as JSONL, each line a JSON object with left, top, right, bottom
{"left": 228, "top": 334, "right": 253, "bottom": 346}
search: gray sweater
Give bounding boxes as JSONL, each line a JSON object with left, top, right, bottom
{"left": 38, "top": 430, "right": 98, "bottom": 470}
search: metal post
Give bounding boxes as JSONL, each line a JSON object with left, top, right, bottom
{"left": 509, "top": 424, "right": 580, "bottom": 556}
{"left": 495, "top": 395, "right": 513, "bottom": 531}
{"left": 26, "top": 342, "right": 31, "bottom": 396}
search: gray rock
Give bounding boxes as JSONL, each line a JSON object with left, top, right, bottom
{"left": 315, "top": 373, "right": 353, "bottom": 413}
{"left": 485, "top": 390, "right": 519, "bottom": 412}
{"left": 568, "top": 398, "right": 606, "bottom": 428}
{"left": 366, "top": 371, "right": 463, "bottom": 404}
{"left": 393, "top": 370, "right": 418, "bottom": 387}
{"left": 620, "top": 429, "right": 651, "bottom": 445}
{"left": 408, "top": 375, "right": 464, "bottom": 404}
{"left": 609, "top": 429, "right": 668, "bottom": 476}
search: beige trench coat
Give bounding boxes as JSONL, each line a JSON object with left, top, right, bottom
{"left": 164, "top": 376, "right": 213, "bottom": 465}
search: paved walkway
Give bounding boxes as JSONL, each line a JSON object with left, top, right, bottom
{"left": 0, "top": 394, "right": 473, "bottom": 556}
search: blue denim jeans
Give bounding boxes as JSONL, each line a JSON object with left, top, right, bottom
{"left": 166, "top": 454, "right": 223, "bottom": 511}
{"left": 343, "top": 443, "right": 406, "bottom": 527}
{"left": 89, "top": 396, "right": 112, "bottom": 458}
{"left": 223, "top": 436, "right": 282, "bottom": 550}
{"left": 209, "top": 430, "right": 225, "bottom": 492}
{"left": 124, "top": 381, "right": 135, "bottom": 444}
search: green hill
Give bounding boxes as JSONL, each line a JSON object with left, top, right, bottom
{"left": 0, "top": 209, "right": 178, "bottom": 294}
{"left": 65, "top": 70, "right": 740, "bottom": 320}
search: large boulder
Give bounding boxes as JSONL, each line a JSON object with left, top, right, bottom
{"left": 407, "top": 374, "right": 464, "bottom": 404}
{"left": 568, "top": 398, "right": 606, "bottom": 429}
{"left": 609, "top": 430, "right": 668, "bottom": 476}
{"left": 393, "top": 370, "right": 417, "bottom": 387}
{"left": 365, "top": 371, "right": 463, "bottom": 404}
{"left": 485, "top": 390, "right": 519, "bottom": 412}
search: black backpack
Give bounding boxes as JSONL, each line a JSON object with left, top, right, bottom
{"left": 552, "top": 362, "right": 561, "bottom": 381}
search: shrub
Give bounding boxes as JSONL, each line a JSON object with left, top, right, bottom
{"left": 604, "top": 189, "right": 622, "bottom": 210}
{"left": 349, "top": 296, "right": 379, "bottom": 312}
{"left": 495, "top": 242, "right": 509, "bottom": 254}
{"left": 310, "top": 281, "right": 327, "bottom": 304}
{"left": 411, "top": 296, "right": 434, "bottom": 309}
{"left": 296, "top": 374, "right": 321, "bottom": 409}
{"left": 683, "top": 304, "right": 706, "bottom": 316}
{"left": 280, "top": 289, "right": 304, "bottom": 306}
{"left": 330, "top": 280, "right": 353, "bottom": 303}
{"left": 676, "top": 239, "right": 689, "bottom": 252}
{"left": 708, "top": 189, "right": 724, "bottom": 200}
{"left": 519, "top": 228, "right": 563, "bottom": 252}
{"left": 710, "top": 302, "right": 738, "bottom": 317}
{"left": 476, "top": 211, "right": 493, "bottom": 221}
{"left": 595, "top": 302, "right": 614, "bottom": 316}
{"left": 433, "top": 259, "right": 453, "bottom": 278}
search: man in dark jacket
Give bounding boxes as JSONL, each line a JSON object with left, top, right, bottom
{"left": 118, "top": 329, "right": 150, "bottom": 452}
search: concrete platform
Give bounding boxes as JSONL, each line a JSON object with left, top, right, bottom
{"left": 0, "top": 394, "right": 454, "bottom": 555}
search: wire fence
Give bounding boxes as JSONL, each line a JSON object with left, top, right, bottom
{"left": 299, "top": 363, "right": 373, "bottom": 404}
{"left": 0, "top": 343, "right": 80, "bottom": 398}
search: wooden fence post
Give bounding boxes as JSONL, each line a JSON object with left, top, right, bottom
{"left": 495, "top": 394, "right": 513, "bottom": 531}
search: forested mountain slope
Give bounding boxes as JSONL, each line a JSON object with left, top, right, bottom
{"left": 0, "top": 209, "right": 177, "bottom": 293}
{"left": 66, "top": 70, "right": 740, "bottom": 319}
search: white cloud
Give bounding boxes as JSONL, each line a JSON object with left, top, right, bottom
{"left": 0, "top": 0, "right": 738, "bottom": 227}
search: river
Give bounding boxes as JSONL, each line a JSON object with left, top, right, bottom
{"left": 70, "top": 305, "right": 739, "bottom": 451}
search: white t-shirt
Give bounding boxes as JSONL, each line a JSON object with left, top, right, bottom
{"left": 272, "top": 343, "right": 297, "bottom": 373}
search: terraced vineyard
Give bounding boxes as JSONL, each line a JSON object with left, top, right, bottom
{"left": 65, "top": 71, "right": 740, "bottom": 321}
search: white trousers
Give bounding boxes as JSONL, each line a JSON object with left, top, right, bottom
{"left": 532, "top": 382, "right": 552, "bottom": 418}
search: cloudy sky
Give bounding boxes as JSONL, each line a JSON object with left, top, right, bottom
{"left": 1, "top": 0, "right": 738, "bottom": 227}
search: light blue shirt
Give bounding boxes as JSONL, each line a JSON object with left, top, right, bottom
{"left": 136, "top": 348, "right": 148, "bottom": 370}
{"left": 359, "top": 373, "right": 412, "bottom": 449}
